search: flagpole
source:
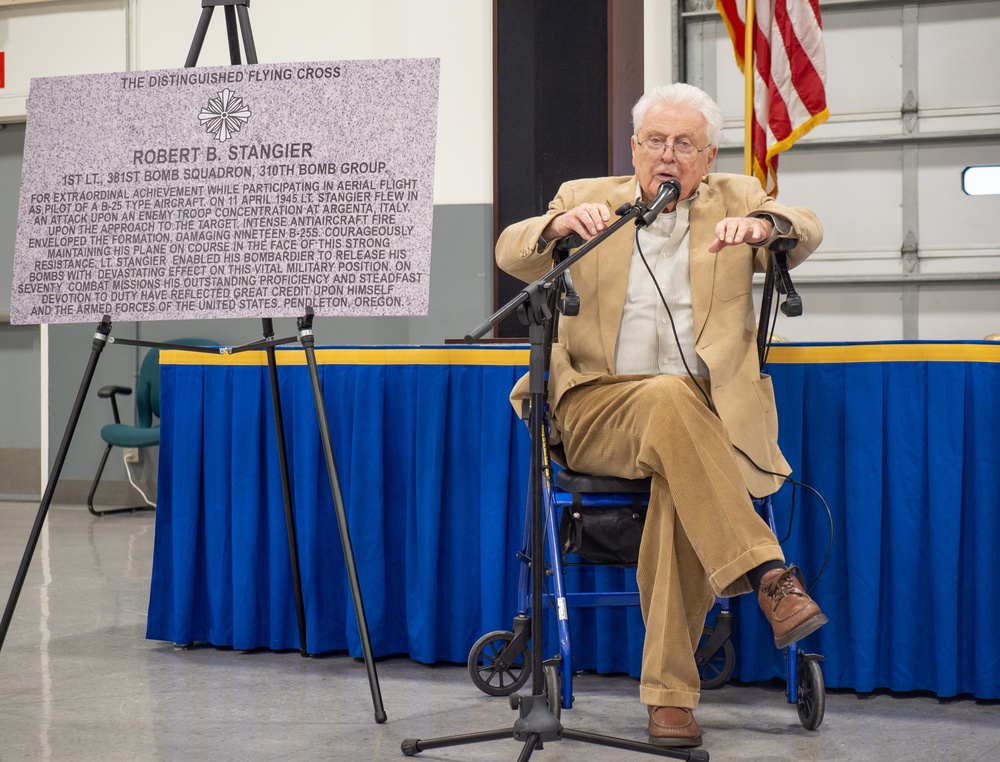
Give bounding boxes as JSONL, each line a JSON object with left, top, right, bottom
{"left": 743, "top": 0, "right": 756, "bottom": 177}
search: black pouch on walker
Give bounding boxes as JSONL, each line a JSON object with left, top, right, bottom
{"left": 559, "top": 501, "right": 646, "bottom": 567}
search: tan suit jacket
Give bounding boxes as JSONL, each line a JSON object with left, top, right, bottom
{"left": 496, "top": 173, "right": 823, "bottom": 496}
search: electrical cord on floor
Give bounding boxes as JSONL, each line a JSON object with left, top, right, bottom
{"left": 123, "top": 452, "right": 156, "bottom": 508}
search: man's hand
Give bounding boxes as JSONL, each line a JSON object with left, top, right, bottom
{"left": 709, "top": 216, "right": 775, "bottom": 253}
{"left": 543, "top": 203, "right": 612, "bottom": 243}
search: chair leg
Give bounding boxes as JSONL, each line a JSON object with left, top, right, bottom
{"left": 88, "top": 444, "right": 154, "bottom": 516}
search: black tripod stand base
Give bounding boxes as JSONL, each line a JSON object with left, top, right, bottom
{"left": 400, "top": 693, "right": 708, "bottom": 761}
{"left": 401, "top": 727, "right": 708, "bottom": 761}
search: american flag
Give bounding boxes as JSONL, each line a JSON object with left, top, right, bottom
{"left": 716, "top": 0, "right": 829, "bottom": 196}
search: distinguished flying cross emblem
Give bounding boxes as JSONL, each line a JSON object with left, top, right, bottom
{"left": 198, "top": 88, "right": 252, "bottom": 142}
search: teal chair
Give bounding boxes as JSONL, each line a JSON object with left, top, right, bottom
{"left": 87, "top": 338, "right": 216, "bottom": 516}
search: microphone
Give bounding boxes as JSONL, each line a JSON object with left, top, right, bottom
{"left": 639, "top": 179, "right": 681, "bottom": 226}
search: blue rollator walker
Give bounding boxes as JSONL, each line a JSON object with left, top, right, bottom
{"left": 467, "top": 237, "right": 825, "bottom": 731}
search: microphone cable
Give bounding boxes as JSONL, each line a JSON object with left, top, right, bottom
{"left": 635, "top": 226, "right": 833, "bottom": 593}
{"left": 733, "top": 446, "right": 834, "bottom": 595}
{"left": 634, "top": 229, "right": 716, "bottom": 413}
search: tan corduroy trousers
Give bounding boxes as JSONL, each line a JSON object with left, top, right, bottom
{"left": 554, "top": 374, "right": 784, "bottom": 709}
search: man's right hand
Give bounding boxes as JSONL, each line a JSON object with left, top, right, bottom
{"left": 543, "top": 203, "right": 612, "bottom": 243}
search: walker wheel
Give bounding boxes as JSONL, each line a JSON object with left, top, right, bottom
{"left": 468, "top": 630, "right": 531, "bottom": 696}
{"left": 697, "top": 625, "right": 735, "bottom": 690}
{"left": 543, "top": 662, "right": 562, "bottom": 720}
{"left": 796, "top": 657, "right": 825, "bottom": 729}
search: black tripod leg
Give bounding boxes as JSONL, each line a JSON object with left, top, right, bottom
{"left": 562, "top": 729, "right": 709, "bottom": 760}
{"left": 401, "top": 728, "right": 518, "bottom": 756}
{"left": 184, "top": 6, "right": 214, "bottom": 67}
{"left": 516, "top": 734, "right": 542, "bottom": 762}
{"left": 297, "top": 316, "right": 387, "bottom": 724}
{"left": 234, "top": 3, "right": 258, "bottom": 64}
{"left": 222, "top": 4, "right": 242, "bottom": 64}
{"left": 261, "top": 319, "right": 308, "bottom": 656}
{"left": 186, "top": 0, "right": 255, "bottom": 68}
{"left": 0, "top": 316, "right": 113, "bottom": 653}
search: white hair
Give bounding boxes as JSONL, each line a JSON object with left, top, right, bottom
{"left": 631, "top": 83, "right": 724, "bottom": 146}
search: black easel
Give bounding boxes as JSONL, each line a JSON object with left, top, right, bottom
{"left": 0, "top": 0, "right": 385, "bottom": 727}
{"left": 401, "top": 199, "right": 707, "bottom": 760}
{"left": 183, "top": 0, "right": 307, "bottom": 661}
{"left": 183, "top": 0, "right": 386, "bottom": 724}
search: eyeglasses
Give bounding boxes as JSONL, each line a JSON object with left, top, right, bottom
{"left": 636, "top": 136, "right": 711, "bottom": 161}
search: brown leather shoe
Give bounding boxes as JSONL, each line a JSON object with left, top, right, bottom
{"left": 758, "top": 564, "right": 828, "bottom": 649}
{"left": 646, "top": 706, "right": 702, "bottom": 747}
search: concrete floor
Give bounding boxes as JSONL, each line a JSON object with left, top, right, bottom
{"left": 1, "top": 501, "right": 999, "bottom": 762}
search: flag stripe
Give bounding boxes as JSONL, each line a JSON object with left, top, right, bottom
{"left": 774, "top": 0, "right": 827, "bottom": 117}
{"left": 716, "top": 0, "right": 829, "bottom": 196}
{"left": 717, "top": 0, "right": 748, "bottom": 65}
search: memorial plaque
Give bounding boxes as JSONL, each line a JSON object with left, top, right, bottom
{"left": 9, "top": 59, "right": 440, "bottom": 324}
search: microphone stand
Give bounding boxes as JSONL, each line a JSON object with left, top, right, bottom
{"left": 401, "top": 200, "right": 708, "bottom": 761}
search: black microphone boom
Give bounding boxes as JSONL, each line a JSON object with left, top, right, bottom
{"left": 639, "top": 179, "right": 682, "bottom": 226}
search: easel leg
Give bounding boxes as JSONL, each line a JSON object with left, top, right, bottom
{"left": 234, "top": 3, "right": 257, "bottom": 63}
{"left": 184, "top": 6, "right": 214, "bottom": 68}
{"left": 185, "top": 0, "right": 257, "bottom": 70}
{"left": 297, "top": 312, "right": 387, "bottom": 724}
{"left": 262, "top": 318, "right": 309, "bottom": 656}
{"left": 185, "top": 0, "right": 383, "bottom": 722}
{"left": 223, "top": 4, "right": 242, "bottom": 63}
{"left": 0, "top": 317, "right": 113, "bottom": 652}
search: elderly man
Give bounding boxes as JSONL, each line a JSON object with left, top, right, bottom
{"left": 495, "top": 83, "right": 827, "bottom": 747}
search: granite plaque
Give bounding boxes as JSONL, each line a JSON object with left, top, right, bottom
{"left": 10, "top": 59, "right": 439, "bottom": 324}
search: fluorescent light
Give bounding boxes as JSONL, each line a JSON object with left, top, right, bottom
{"left": 963, "top": 166, "right": 1000, "bottom": 196}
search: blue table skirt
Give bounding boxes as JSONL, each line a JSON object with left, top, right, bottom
{"left": 147, "top": 342, "right": 1000, "bottom": 698}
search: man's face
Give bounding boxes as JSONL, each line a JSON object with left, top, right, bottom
{"left": 630, "top": 101, "right": 718, "bottom": 207}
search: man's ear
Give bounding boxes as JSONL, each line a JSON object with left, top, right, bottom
{"left": 706, "top": 146, "right": 719, "bottom": 173}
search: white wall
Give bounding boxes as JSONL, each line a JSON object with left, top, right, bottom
{"left": 643, "top": 0, "right": 673, "bottom": 90}
{"left": 0, "top": 1, "right": 128, "bottom": 119}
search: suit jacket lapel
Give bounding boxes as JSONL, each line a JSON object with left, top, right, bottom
{"left": 598, "top": 179, "right": 641, "bottom": 372}
{"left": 689, "top": 182, "right": 722, "bottom": 342}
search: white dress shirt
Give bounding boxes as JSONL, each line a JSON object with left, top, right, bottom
{"left": 614, "top": 193, "right": 710, "bottom": 379}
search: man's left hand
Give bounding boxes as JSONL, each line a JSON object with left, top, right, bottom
{"left": 709, "top": 217, "right": 774, "bottom": 252}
